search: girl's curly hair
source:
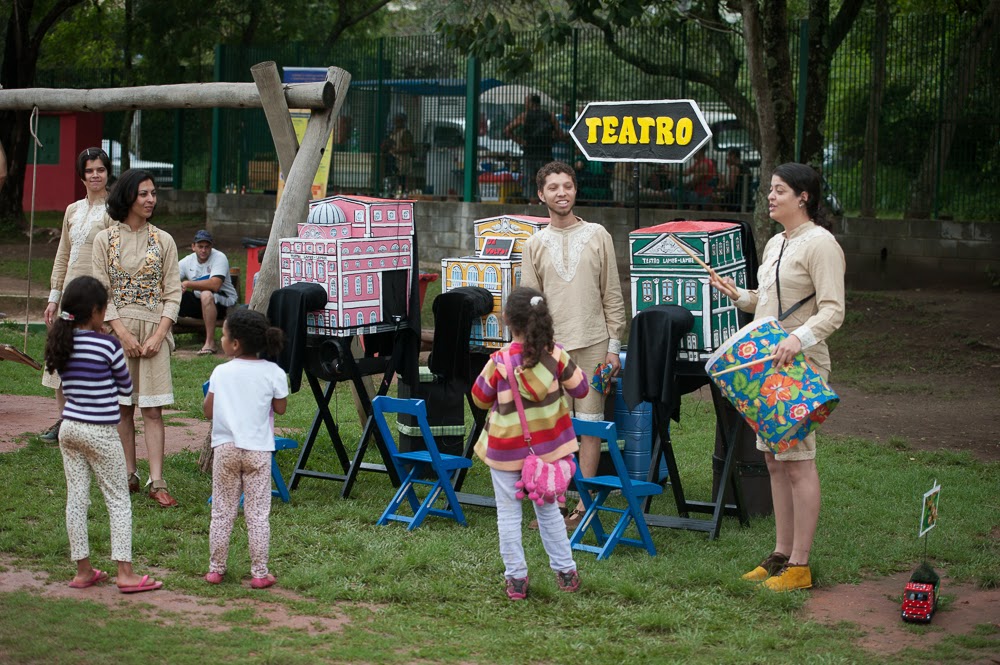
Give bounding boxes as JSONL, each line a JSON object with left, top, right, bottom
{"left": 504, "top": 287, "right": 554, "bottom": 368}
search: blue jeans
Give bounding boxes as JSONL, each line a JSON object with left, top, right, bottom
{"left": 491, "top": 468, "right": 576, "bottom": 579}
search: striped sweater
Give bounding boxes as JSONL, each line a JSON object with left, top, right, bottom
{"left": 60, "top": 329, "right": 133, "bottom": 425}
{"left": 471, "top": 342, "right": 588, "bottom": 471}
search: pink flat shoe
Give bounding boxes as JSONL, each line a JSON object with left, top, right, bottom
{"left": 118, "top": 574, "right": 163, "bottom": 594}
{"left": 204, "top": 572, "right": 224, "bottom": 584}
{"left": 250, "top": 574, "right": 276, "bottom": 589}
{"left": 69, "top": 569, "right": 108, "bottom": 589}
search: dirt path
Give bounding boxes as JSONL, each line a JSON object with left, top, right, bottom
{"left": 0, "top": 395, "right": 208, "bottom": 455}
{"left": 0, "top": 562, "right": 354, "bottom": 636}
{"left": 805, "top": 571, "right": 1000, "bottom": 657}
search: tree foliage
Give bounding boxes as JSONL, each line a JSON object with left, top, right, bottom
{"left": 436, "top": 0, "right": 865, "bottom": 246}
{"left": 0, "top": 0, "right": 393, "bottom": 227}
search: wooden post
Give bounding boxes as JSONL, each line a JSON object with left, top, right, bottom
{"left": 248, "top": 66, "right": 351, "bottom": 314}
{"left": 0, "top": 81, "right": 336, "bottom": 111}
{"left": 251, "top": 61, "right": 299, "bottom": 177}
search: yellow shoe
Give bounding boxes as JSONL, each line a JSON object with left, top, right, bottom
{"left": 763, "top": 564, "right": 812, "bottom": 592}
{"left": 742, "top": 552, "right": 789, "bottom": 582}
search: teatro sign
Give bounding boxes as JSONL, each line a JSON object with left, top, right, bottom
{"left": 569, "top": 99, "right": 712, "bottom": 163}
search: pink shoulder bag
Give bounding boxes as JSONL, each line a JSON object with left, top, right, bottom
{"left": 500, "top": 349, "right": 576, "bottom": 505}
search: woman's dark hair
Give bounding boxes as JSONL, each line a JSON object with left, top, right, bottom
{"left": 75, "top": 147, "right": 111, "bottom": 181}
{"left": 224, "top": 308, "right": 285, "bottom": 358}
{"left": 504, "top": 287, "right": 554, "bottom": 368}
{"left": 772, "top": 162, "right": 832, "bottom": 230}
{"left": 106, "top": 169, "right": 155, "bottom": 221}
{"left": 44, "top": 276, "right": 108, "bottom": 375}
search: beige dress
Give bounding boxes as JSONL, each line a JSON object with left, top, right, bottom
{"left": 734, "top": 220, "right": 846, "bottom": 460}
{"left": 92, "top": 222, "right": 181, "bottom": 407}
{"left": 42, "top": 198, "right": 111, "bottom": 389}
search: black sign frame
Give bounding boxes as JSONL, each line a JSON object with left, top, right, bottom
{"left": 569, "top": 99, "right": 712, "bottom": 164}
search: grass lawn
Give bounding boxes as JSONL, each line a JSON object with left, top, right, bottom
{"left": 0, "top": 282, "right": 997, "bottom": 663}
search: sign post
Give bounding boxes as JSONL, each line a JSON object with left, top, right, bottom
{"left": 569, "top": 99, "right": 712, "bottom": 228}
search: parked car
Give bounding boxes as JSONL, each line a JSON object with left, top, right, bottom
{"left": 101, "top": 139, "right": 174, "bottom": 186}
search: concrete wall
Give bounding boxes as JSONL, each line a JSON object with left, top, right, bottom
{"left": 195, "top": 194, "right": 998, "bottom": 290}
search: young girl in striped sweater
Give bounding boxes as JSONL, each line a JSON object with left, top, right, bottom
{"left": 44, "top": 276, "right": 162, "bottom": 594}
{"left": 472, "top": 287, "right": 589, "bottom": 600}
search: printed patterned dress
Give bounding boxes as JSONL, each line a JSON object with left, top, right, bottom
{"left": 92, "top": 222, "right": 181, "bottom": 407}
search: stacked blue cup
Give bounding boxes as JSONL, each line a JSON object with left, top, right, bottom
{"left": 614, "top": 350, "right": 669, "bottom": 482}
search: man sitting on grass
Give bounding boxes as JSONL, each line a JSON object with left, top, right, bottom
{"left": 178, "top": 230, "right": 238, "bottom": 355}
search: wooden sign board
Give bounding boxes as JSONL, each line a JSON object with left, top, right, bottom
{"left": 570, "top": 99, "right": 712, "bottom": 163}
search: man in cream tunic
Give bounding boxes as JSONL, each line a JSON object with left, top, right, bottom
{"left": 521, "top": 161, "right": 626, "bottom": 528}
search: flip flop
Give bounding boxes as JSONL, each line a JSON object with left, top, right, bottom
{"left": 196, "top": 348, "right": 218, "bottom": 356}
{"left": 68, "top": 569, "right": 108, "bottom": 589}
{"left": 118, "top": 574, "right": 163, "bottom": 594}
{"left": 250, "top": 574, "right": 276, "bottom": 589}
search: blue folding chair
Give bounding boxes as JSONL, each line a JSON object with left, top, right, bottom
{"left": 203, "top": 381, "right": 298, "bottom": 504}
{"left": 370, "top": 396, "right": 473, "bottom": 530}
{"left": 569, "top": 419, "right": 663, "bottom": 559}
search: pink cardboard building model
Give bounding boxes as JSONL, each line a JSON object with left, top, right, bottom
{"left": 279, "top": 195, "right": 416, "bottom": 336}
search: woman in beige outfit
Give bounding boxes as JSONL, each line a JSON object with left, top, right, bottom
{"left": 40, "top": 147, "right": 114, "bottom": 441}
{"left": 710, "top": 162, "right": 845, "bottom": 592}
{"left": 93, "top": 169, "right": 182, "bottom": 507}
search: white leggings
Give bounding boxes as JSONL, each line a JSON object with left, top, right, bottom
{"left": 490, "top": 468, "right": 576, "bottom": 580}
{"left": 59, "top": 419, "right": 133, "bottom": 563}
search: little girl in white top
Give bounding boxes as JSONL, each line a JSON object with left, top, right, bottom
{"left": 203, "top": 308, "right": 288, "bottom": 589}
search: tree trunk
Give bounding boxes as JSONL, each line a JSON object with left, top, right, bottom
{"left": 741, "top": 0, "right": 797, "bottom": 255}
{"left": 0, "top": 0, "right": 86, "bottom": 228}
{"left": 906, "top": 0, "right": 1000, "bottom": 219}
{"left": 860, "top": 1, "right": 889, "bottom": 218}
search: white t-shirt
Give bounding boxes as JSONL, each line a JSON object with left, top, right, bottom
{"left": 179, "top": 248, "right": 238, "bottom": 307}
{"left": 208, "top": 358, "right": 289, "bottom": 451}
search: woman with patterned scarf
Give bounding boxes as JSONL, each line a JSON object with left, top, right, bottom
{"left": 93, "top": 169, "right": 182, "bottom": 508}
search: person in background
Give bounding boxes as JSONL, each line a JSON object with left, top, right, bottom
{"left": 680, "top": 145, "right": 717, "bottom": 208}
{"left": 387, "top": 113, "right": 414, "bottom": 194}
{"left": 520, "top": 161, "right": 626, "bottom": 531}
{"left": 40, "top": 147, "right": 114, "bottom": 443}
{"left": 178, "top": 230, "right": 238, "bottom": 355}
{"left": 505, "top": 95, "right": 563, "bottom": 203}
{"left": 93, "top": 169, "right": 182, "bottom": 508}
{"left": 710, "top": 162, "right": 846, "bottom": 592}
{"left": 714, "top": 149, "right": 749, "bottom": 211}
{"left": 44, "top": 275, "right": 162, "bottom": 595}
{"left": 203, "top": 308, "right": 287, "bottom": 589}
{"left": 552, "top": 102, "right": 576, "bottom": 164}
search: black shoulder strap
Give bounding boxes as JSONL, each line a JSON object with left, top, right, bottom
{"left": 775, "top": 238, "right": 816, "bottom": 322}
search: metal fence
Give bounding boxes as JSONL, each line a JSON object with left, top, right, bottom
{"left": 39, "top": 13, "right": 999, "bottom": 220}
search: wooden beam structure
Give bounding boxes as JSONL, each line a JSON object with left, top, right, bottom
{"left": 0, "top": 80, "right": 336, "bottom": 111}
{"left": 251, "top": 61, "right": 299, "bottom": 178}
{"left": 248, "top": 66, "right": 351, "bottom": 313}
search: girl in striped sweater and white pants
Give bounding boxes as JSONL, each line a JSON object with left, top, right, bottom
{"left": 44, "top": 276, "right": 162, "bottom": 594}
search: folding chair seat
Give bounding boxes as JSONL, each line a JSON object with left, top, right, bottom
{"left": 204, "top": 381, "right": 298, "bottom": 504}
{"left": 370, "top": 396, "right": 473, "bottom": 530}
{"left": 569, "top": 418, "right": 663, "bottom": 559}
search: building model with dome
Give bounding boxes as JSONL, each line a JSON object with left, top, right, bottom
{"left": 278, "top": 195, "right": 415, "bottom": 336}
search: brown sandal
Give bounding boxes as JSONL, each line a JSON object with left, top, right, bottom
{"left": 564, "top": 507, "right": 586, "bottom": 530}
{"left": 127, "top": 471, "right": 141, "bottom": 494}
{"left": 147, "top": 479, "right": 178, "bottom": 508}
